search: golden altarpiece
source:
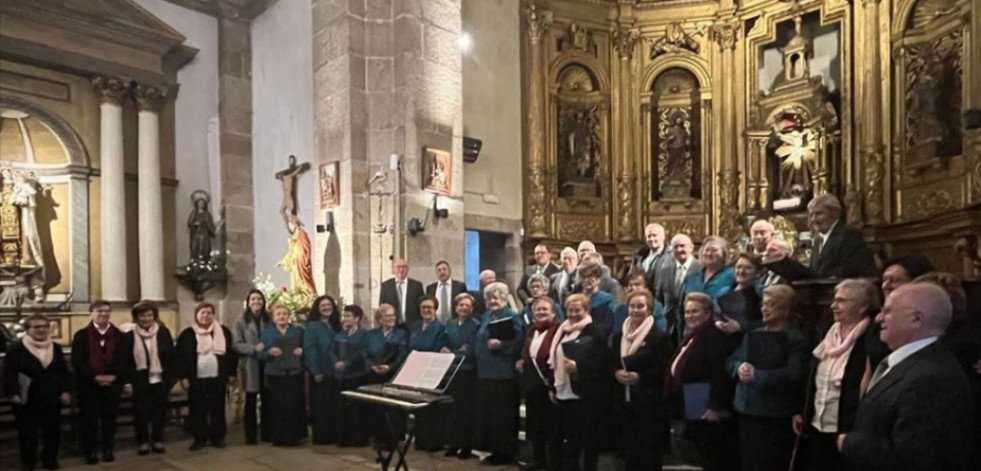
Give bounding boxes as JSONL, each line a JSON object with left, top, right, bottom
{"left": 522, "top": 0, "right": 981, "bottom": 278}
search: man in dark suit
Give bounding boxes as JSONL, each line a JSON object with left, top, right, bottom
{"left": 517, "top": 244, "right": 560, "bottom": 304}
{"left": 839, "top": 283, "right": 973, "bottom": 471}
{"left": 655, "top": 234, "right": 702, "bottom": 340}
{"left": 548, "top": 247, "right": 579, "bottom": 305}
{"left": 425, "top": 260, "right": 468, "bottom": 322}
{"left": 632, "top": 222, "right": 670, "bottom": 290}
{"left": 379, "top": 258, "right": 424, "bottom": 325}
{"left": 807, "top": 194, "right": 877, "bottom": 278}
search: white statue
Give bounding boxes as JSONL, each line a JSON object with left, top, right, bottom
{"left": 5, "top": 168, "right": 45, "bottom": 300}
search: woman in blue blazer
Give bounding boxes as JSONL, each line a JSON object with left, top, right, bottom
{"left": 679, "top": 236, "right": 735, "bottom": 336}
{"left": 441, "top": 293, "right": 481, "bottom": 458}
{"left": 257, "top": 304, "right": 306, "bottom": 446}
{"left": 408, "top": 296, "right": 450, "bottom": 451}
{"left": 332, "top": 304, "right": 370, "bottom": 447}
{"left": 304, "top": 295, "right": 340, "bottom": 444}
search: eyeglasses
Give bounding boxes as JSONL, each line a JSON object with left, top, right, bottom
{"left": 28, "top": 324, "right": 50, "bottom": 330}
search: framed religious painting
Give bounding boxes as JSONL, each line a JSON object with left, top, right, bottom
{"left": 423, "top": 147, "right": 451, "bottom": 196}
{"left": 319, "top": 161, "right": 340, "bottom": 209}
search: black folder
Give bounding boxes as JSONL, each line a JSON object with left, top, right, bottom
{"left": 620, "top": 353, "right": 645, "bottom": 372}
{"left": 488, "top": 316, "right": 516, "bottom": 341}
{"left": 377, "top": 342, "right": 401, "bottom": 365}
{"left": 746, "top": 330, "right": 790, "bottom": 370}
{"left": 335, "top": 338, "right": 350, "bottom": 362}
{"left": 560, "top": 336, "right": 593, "bottom": 363}
{"left": 273, "top": 335, "right": 302, "bottom": 371}
{"left": 683, "top": 382, "right": 710, "bottom": 420}
{"left": 762, "top": 255, "right": 820, "bottom": 282}
{"left": 717, "top": 288, "right": 761, "bottom": 326}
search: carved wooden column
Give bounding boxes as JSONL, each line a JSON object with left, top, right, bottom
{"left": 711, "top": 15, "right": 743, "bottom": 244}
{"left": 92, "top": 75, "right": 129, "bottom": 301}
{"left": 614, "top": 25, "right": 640, "bottom": 241}
{"left": 856, "top": 0, "right": 886, "bottom": 224}
{"left": 524, "top": 4, "right": 551, "bottom": 238}
{"left": 134, "top": 84, "right": 167, "bottom": 301}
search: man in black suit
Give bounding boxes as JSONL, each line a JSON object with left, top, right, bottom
{"left": 807, "top": 194, "right": 877, "bottom": 278}
{"left": 548, "top": 247, "right": 579, "bottom": 305}
{"left": 839, "top": 283, "right": 973, "bottom": 471}
{"left": 517, "top": 244, "right": 560, "bottom": 304}
{"left": 379, "top": 258, "right": 424, "bottom": 325}
{"left": 632, "top": 223, "right": 669, "bottom": 291}
{"left": 425, "top": 260, "right": 468, "bottom": 322}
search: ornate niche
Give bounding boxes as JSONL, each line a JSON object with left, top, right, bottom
{"left": 747, "top": 13, "right": 841, "bottom": 214}
{"left": 649, "top": 68, "right": 702, "bottom": 201}
{"left": 553, "top": 64, "right": 607, "bottom": 199}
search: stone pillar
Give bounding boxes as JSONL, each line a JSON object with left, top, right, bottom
{"left": 134, "top": 84, "right": 167, "bottom": 301}
{"left": 524, "top": 4, "right": 551, "bottom": 238}
{"left": 710, "top": 15, "right": 743, "bottom": 244}
{"left": 857, "top": 0, "right": 886, "bottom": 224}
{"left": 613, "top": 25, "right": 639, "bottom": 241}
{"left": 92, "top": 76, "right": 129, "bottom": 302}
{"left": 218, "top": 14, "right": 256, "bottom": 306}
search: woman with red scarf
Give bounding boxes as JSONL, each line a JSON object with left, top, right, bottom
{"left": 516, "top": 296, "right": 561, "bottom": 470}
{"left": 71, "top": 300, "right": 131, "bottom": 464}
{"left": 664, "top": 293, "right": 740, "bottom": 471}
{"left": 611, "top": 289, "right": 673, "bottom": 471}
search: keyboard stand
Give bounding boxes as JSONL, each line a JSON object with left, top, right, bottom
{"left": 341, "top": 390, "right": 453, "bottom": 471}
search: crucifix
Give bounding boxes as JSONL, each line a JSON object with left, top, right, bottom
{"left": 275, "top": 155, "right": 311, "bottom": 227}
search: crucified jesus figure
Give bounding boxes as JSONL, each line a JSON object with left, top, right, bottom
{"left": 275, "top": 155, "right": 311, "bottom": 227}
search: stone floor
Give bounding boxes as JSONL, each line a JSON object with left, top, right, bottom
{"left": 8, "top": 423, "right": 702, "bottom": 471}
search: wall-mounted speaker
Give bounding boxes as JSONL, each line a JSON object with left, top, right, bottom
{"left": 463, "top": 136, "right": 482, "bottom": 163}
{"left": 964, "top": 109, "right": 981, "bottom": 131}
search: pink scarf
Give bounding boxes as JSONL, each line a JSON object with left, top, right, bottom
{"left": 620, "top": 315, "right": 654, "bottom": 359}
{"left": 133, "top": 322, "right": 162, "bottom": 375}
{"left": 23, "top": 336, "right": 53, "bottom": 368}
{"left": 812, "top": 317, "right": 869, "bottom": 382}
{"left": 192, "top": 321, "right": 226, "bottom": 355}
{"left": 549, "top": 315, "right": 592, "bottom": 391}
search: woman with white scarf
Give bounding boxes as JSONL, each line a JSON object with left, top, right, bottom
{"left": 610, "top": 289, "right": 673, "bottom": 471}
{"left": 547, "top": 293, "right": 611, "bottom": 471}
{"left": 174, "top": 302, "right": 238, "bottom": 451}
{"left": 123, "top": 301, "right": 174, "bottom": 455}
{"left": 793, "top": 279, "right": 883, "bottom": 471}
{"left": 3, "top": 314, "right": 71, "bottom": 471}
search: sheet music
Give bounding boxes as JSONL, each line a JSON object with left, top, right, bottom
{"left": 391, "top": 351, "right": 456, "bottom": 390}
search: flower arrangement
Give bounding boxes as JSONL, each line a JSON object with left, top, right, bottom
{"left": 175, "top": 250, "right": 229, "bottom": 300}
{"left": 250, "top": 272, "right": 311, "bottom": 323}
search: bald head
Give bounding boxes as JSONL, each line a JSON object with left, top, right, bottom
{"left": 750, "top": 219, "right": 775, "bottom": 252}
{"left": 645, "top": 223, "right": 666, "bottom": 251}
{"left": 876, "top": 283, "right": 952, "bottom": 350}
{"left": 577, "top": 241, "right": 596, "bottom": 260}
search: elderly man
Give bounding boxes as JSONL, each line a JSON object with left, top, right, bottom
{"left": 839, "top": 283, "right": 973, "bottom": 471}
{"left": 655, "top": 234, "right": 702, "bottom": 336}
{"left": 549, "top": 247, "right": 579, "bottom": 304}
{"left": 632, "top": 223, "right": 670, "bottom": 288}
{"left": 379, "top": 258, "right": 424, "bottom": 325}
{"left": 517, "top": 244, "right": 560, "bottom": 304}
{"left": 880, "top": 254, "right": 934, "bottom": 299}
{"left": 760, "top": 239, "right": 794, "bottom": 286}
{"left": 807, "top": 194, "right": 876, "bottom": 278}
{"left": 749, "top": 219, "right": 775, "bottom": 256}
{"left": 473, "top": 269, "right": 518, "bottom": 316}
{"left": 581, "top": 252, "right": 622, "bottom": 298}
{"left": 425, "top": 260, "right": 469, "bottom": 322}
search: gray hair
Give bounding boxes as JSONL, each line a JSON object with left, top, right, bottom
{"left": 808, "top": 193, "right": 842, "bottom": 215}
{"left": 582, "top": 252, "right": 604, "bottom": 265}
{"left": 670, "top": 233, "right": 693, "bottom": 246}
{"left": 699, "top": 235, "right": 730, "bottom": 260}
{"left": 835, "top": 278, "right": 881, "bottom": 314}
{"left": 527, "top": 273, "right": 551, "bottom": 292}
{"left": 483, "top": 281, "right": 510, "bottom": 300}
{"left": 560, "top": 246, "right": 578, "bottom": 259}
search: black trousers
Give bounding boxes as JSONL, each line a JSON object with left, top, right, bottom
{"left": 335, "top": 376, "right": 369, "bottom": 446}
{"left": 686, "top": 417, "right": 740, "bottom": 471}
{"left": 443, "top": 368, "right": 476, "bottom": 450}
{"left": 309, "top": 377, "right": 338, "bottom": 444}
{"left": 550, "top": 399, "right": 601, "bottom": 471}
{"left": 267, "top": 374, "right": 308, "bottom": 446}
{"left": 615, "top": 392, "right": 668, "bottom": 471}
{"left": 243, "top": 371, "right": 271, "bottom": 443}
{"left": 414, "top": 404, "right": 447, "bottom": 450}
{"left": 15, "top": 403, "right": 61, "bottom": 467}
{"left": 473, "top": 378, "right": 519, "bottom": 457}
{"left": 801, "top": 426, "right": 844, "bottom": 471}
{"left": 78, "top": 384, "right": 122, "bottom": 454}
{"left": 189, "top": 377, "right": 227, "bottom": 444}
{"left": 132, "top": 377, "right": 169, "bottom": 444}
{"left": 739, "top": 414, "right": 795, "bottom": 471}
{"left": 524, "top": 382, "right": 555, "bottom": 464}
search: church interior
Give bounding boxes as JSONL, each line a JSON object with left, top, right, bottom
{"left": 1, "top": 0, "right": 979, "bottom": 470}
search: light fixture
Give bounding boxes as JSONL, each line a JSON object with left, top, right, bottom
{"left": 458, "top": 32, "right": 473, "bottom": 53}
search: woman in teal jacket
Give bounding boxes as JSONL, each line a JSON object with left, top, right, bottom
{"left": 332, "top": 304, "right": 370, "bottom": 447}
{"left": 257, "top": 304, "right": 306, "bottom": 446}
{"left": 304, "top": 295, "right": 339, "bottom": 444}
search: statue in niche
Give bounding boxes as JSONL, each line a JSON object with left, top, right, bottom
{"left": 659, "top": 109, "right": 694, "bottom": 199}
{"left": 770, "top": 113, "right": 818, "bottom": 204}
{"left": 275, "top": 154, "right": 311, "bottom": 226}
{"left": 904, "top": 31, "right": 963, "bottom": 161}
{"left": 188, "top": 190, "right": 216, "bottom": 261}
{"left": 278, "top": 215, "right": 315, "bottom": 303}
{"left": 0, "top": 168, "right": 46, "bottom": 301}
{"left": 563, "top": 23, "right": 597, "bottom": 55}
{"left": 558, "top": 104, "right": 602, "bottom": 197}
{"left": 651, "top": 67, "right": 701, "bottom": 201}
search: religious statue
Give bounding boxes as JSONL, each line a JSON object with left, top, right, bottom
{"left": 565, "top": 108, "right": 600, "bottom": 181}
{"left": 664, "top": 115, "right": 689, "bottom": 180}
{"left": 275, "top": 155, "right": 311, "bottom": 226}
{"left": 649, "top": 22, "right": 701, "bottom": 60}
{"left": 772, "top": 114, "right": 818, "bottom": 201}
{"left": 0, "top": 168, "right": 46, "bottom": 301}
{"left": 278, "top": 215, "right": 315, "bottom": 302}
{"left": 188, "top": 190, "right": 216, "bottom": 261}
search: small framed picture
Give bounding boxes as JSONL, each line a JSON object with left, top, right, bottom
{"left": 48, "top": 317, "right": 64, "bottom": 341}
{"left": 319, "top": 161, "right": 340, "bottom": 209}
{"left": 423, "top": 147, "right": 451, "bottom": 196}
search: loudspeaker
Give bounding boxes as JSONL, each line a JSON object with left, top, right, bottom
{"left": 964, "top": 109, "right": 981, "bottom": 131}
{"left": 463, "top": 136, "right": 482, "bottom": 163}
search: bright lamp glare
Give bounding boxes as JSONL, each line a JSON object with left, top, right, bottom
{"left": 459, "top": 32, "right": 473, "bottom": 53}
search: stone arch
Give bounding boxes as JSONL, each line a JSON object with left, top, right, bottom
{"left": 641, "top": 54, "right": 712, "bottom": 96}
{"left": 0, "top": 94, "right": 89, "bottom": 169}
{"left": 549, "top": 52, "right": 611, "bottom": 93}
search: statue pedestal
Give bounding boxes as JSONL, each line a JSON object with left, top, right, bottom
{"left": 0, "top": 264, "right": 43, "bottom": 307}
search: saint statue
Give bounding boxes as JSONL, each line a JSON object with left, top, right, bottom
{"left": 275, "top": 155, "right": 311, "bottom": 226}
{"left": 772, "top": 115, "right": 818, "bottom": 199}
{"left": 188, "top": 190, "right": 216, "bottom": 261}
{"left": 278, "top": 215, "right": 316, "bottom": 301}
{"left": 664, "top": 115, "right": 689, "bottom": 180}
{"left": 7, "top": 169, "right": 45, "bottom": 298}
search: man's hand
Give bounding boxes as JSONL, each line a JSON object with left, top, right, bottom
{"left": 701, "top": 409, "right": 721, "bottom": 422}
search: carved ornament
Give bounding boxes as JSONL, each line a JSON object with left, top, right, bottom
{"left": 133, "top": 84, "right": 167, "bottom": 112}
{"left": 649, "top": 22, "right": 701, "bottom": 60}
{"left": 613, "top": 26, "right": 641, "bottom": 60}
{"left": 902, "top": 30, "right": 963, "bottom": 164}
{"left": 525, "top": 4, "right": 553, "bottom": 43}
{"left": 717, "top": 170, "right": 744, "bottom": 246}
{"left": 862, "top": 147, "right": 885, "bottom": 223}
{"left": 528, "top": 166, "right": 549, "bottom": 234}
{"left": 910, "top": 190, "right": 954, "bottom": 218}
{"left": 661, "top": 220, "right": 702, "bottom": 241}
{"left": 563, "top": 23, "right": 597, "bottom": 55}
{"left": 616, "top": 175, "right": 634, "bottom": 239}
{"left": 91, "top": 76, "right": 129, "bottom": 106}
{"left": 955, "top": 235, "right": 981, "bottom": 276}
{"left": 560, "top": 218, "right": 604, "bottom": 242}
{"left": 709, "top": 15, "right": 741, "bottom": 51}
{"left": 844, "top": 183, "right": 863, "bottom": 226}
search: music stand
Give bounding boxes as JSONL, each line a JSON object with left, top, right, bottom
{"left": 342, "top": 351, "right": 463, "bottom": 471}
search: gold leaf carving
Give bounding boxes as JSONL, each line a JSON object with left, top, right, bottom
{"left": 560, "top": 218, "right": 604, "bottom": 242}
{"left": 649, "top": 22, "right": 700, "bottom": 59}
{"left": 910, "top": 190, "right": 954, "bottom": 218}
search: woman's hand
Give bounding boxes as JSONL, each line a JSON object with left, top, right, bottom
{"left": 563, "top": 359, "right": 577, "bottom": 374}
{"left": 715, "top": 317, "right": 742, "bottom": 333}
{"left": 515, "top": 359, "right": 524, "bottom": 373}
{"left": 701, "top": 409, "right": 721, "bottom": 422}
{"left": 268, "top": 347, "right": 283, "bottom": 357}
{"left": 10, "top": 394, "right": 22, "bottom": 405}
{"left": 372, "top": 365, "right": 390, "bottom": 375}
{"left": 487, "top": 339, "right": 502, "bottom": 350}
{"left": 292, "top": 347, "right": 303, "bottom": 357}
{"left": 123, "top": 384, "right": 133, "bottom": 396}
{"left": 314, "top": 374, "right": 324, "bottom": 383}
{"left": 254, "top": 343, "right": 265, "bottom": 352}
{"left": 792, "top": 414, "right": 804, "bottom": 436}
{"left": 334, "top": 361, "right": 345, "bottom": 373}
{"left": 440, "top": 347, "right": 451, "bottom": 354}
{"left": 737, "top": 362, "right": 755, "bottom": 383}
{"left": 59, "top": 392, "right": 71, "bottom": 406}
{"left": 180, "top": 379, "right": 190, "bottom": 390}
{"left": 548, "top": 391, "right": 558, "bottom": 405}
